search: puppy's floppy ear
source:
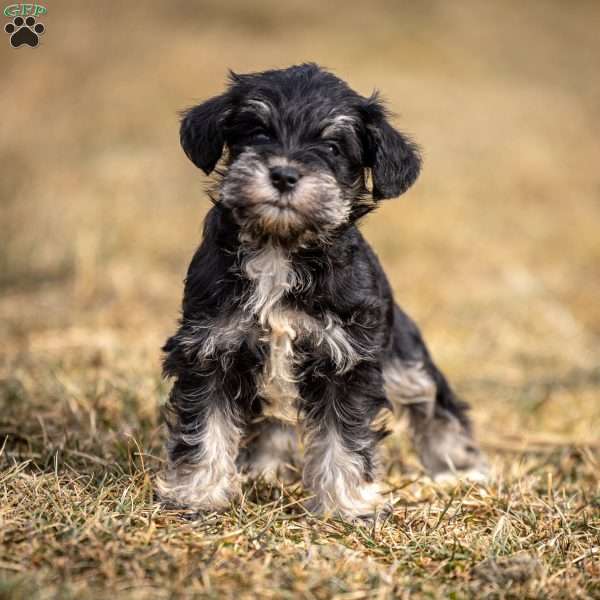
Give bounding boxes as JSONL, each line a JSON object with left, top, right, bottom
{"left": 180, "top": 92, "right": 232, "bottom": 174}
{"left": 361, "top": 93, "right": 422, "bottom": 200}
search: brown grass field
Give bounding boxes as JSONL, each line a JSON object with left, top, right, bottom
{"left": 1, "top": 1, "right": 599, "bottom": 598}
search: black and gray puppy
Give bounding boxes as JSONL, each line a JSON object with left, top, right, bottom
{"left": 158, "top": 63, "right": 487, "bottom": 519}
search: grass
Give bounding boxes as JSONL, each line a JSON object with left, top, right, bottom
{"left": 1, "top": 0, "right": 599, "bottom": 598}
{"left": 1, "top": 368, "right": 598, "bottom": 598}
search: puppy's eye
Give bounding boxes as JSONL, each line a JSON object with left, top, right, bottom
{"left": 326, "top": 142, "right": 340, "bottom": 156}
{"left": 251, "top": 131, "right": 272, "bottom": 144}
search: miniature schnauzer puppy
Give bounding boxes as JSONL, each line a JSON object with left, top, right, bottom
{"left": 157, "top": 63, "right": 487, "bottom": 519}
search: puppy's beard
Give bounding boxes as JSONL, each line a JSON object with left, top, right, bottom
{"left": 220, "top": 151, "right": 351, "bottom": 242}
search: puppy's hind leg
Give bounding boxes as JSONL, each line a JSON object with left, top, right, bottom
{"left": 237, "top": 418, "right": 300, "bottom": 483}
{"left": 384, "top": 304, "right": 488, "bottom": 482}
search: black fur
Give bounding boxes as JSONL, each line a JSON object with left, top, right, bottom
{"left": 159, "top": 64, "right": 484, "bottom": 517}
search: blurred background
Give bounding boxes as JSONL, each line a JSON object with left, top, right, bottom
{"left": 1, "top": 0, "right": 599, "bottom": 445}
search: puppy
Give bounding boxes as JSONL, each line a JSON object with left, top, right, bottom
{"left": 157, "top": 63, "right": 487, "bottom": 519}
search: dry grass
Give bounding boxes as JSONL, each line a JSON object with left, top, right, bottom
{"left": 1, "top": 1, "right": 599, "bottom": 598}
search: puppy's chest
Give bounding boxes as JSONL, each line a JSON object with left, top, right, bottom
{"left": 242, "top": 245, "right": 357, "bottom": 422}
{"left": 255, "top": 304, "right": 359, "bottom": 423}
{"left": 257, "top": 308, "right": 302, "bottom": 423}
{"left": 240, "top": 246, "right": 300, "bottom": 422}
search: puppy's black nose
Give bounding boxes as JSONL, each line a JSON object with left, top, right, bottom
{"left": 269, "top": 165, "right": 301, "bottom": 192}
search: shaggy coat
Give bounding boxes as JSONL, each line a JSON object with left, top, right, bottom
{"left": 158, "top": 64, "right": 486, "bottom": 518}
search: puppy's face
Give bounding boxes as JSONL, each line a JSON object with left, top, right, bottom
{"left": 180, "top": 64, "right": 421, "bottom": 244}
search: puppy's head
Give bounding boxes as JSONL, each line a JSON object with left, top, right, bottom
{"left": 181, "top": 63, "right": 421, "bottom": 243}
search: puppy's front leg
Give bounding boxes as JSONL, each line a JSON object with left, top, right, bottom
{"left": 157, "top": 369, "right": 243, "bottom": 512}
{"left": 301, "top": 363, "right": 388, "bottom": 520}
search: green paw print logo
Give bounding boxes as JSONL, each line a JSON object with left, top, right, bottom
{"left": 3, "top": 3, "right": 46, "bottom": 48}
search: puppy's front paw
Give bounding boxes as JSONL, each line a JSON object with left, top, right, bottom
{"left": 156, "top": 466, "right": 241, "bottom": 512}
{"left": 307, "top": 483, "right": 387, "bottom": 523}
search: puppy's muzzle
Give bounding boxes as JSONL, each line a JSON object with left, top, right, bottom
{"left": 269, "top": 165, "right": 302, "bottom": 193}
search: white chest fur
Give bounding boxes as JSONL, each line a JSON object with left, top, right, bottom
{"left": 243, "top": 244, "right": 362, "bottom": 423}
{"left": 259, "top": 307, "right": 300, "bottom": 422}
{"left": 243, "top": 245, "right": 300, "bottom": 422}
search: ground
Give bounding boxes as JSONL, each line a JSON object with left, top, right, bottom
{"left": 1, "top": 1, "right": 599, "bottom": 598}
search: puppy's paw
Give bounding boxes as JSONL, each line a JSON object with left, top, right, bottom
{"left": 239, "top": 460, "right": 300, "bottom": 485}
{"left": 428, "top": 448, "right": 490, "bottom": 485}
{"left": 432, "top": 465, "right": 490, "bottom": 485}
{"left": 237, "top": 443, "right": 300, "bottom": 485}
{"left": 156, "top": 467, "right": 241, "bottom": 512}
{"left": 413, "top": 413, "right": 489, "bottom": 484}
{"left": 348, "top": 501, "right": 394, "bottom": 527}
{"left": 237, "top": 419, "right": 300, "bottom": 484}
{"left": 306, "top": 483, "right": 387, "bottom": 523}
